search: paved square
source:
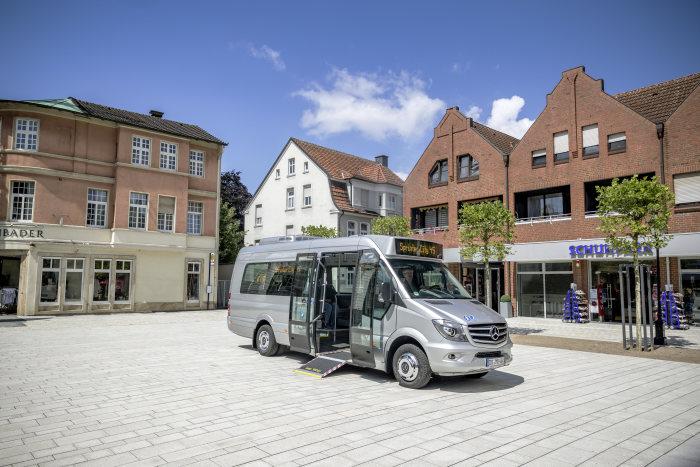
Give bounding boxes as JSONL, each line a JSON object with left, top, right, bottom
{"left": 1, "top": 311, "right": 698, "bottom": 466}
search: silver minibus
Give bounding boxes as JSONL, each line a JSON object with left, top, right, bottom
{"left": 227, "top": 235, "right": 512, "bottom": 388}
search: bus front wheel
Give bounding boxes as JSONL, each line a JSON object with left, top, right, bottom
{"left": 392, "top": 344, "right": 432, "bottom": 389}
{"left": 256, "top": 324, "right": 279, "bottom": 357}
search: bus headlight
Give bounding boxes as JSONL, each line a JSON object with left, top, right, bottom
{"left": 432, "top": 319, "right": 468, "bottom": 341}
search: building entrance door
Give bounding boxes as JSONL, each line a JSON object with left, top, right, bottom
{"left": 462, "top": 263, "right": 502, "bottom": 311}
{"left": 0, "top": 256, "right": 21, "bottom": 314}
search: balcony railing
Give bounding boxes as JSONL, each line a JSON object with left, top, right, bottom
{"left": 412, "top": 226, "right": 449, "bottom": 235}
{"left": 515, "top": 213, "right": 572, "bottom": 225}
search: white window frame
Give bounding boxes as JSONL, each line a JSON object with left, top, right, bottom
{"left": 9, "top": 180, "right": 35, "bottom": 222}
{"left": 377, "top": 193, "right": 383, "bottom": 208}
{"left": 157, "top": 195, "right": 176, "bottom": 233}
{"left": 187, "top": 200, "right": 203, "bottom": 235}
{"left": 303, "top": 185, "right": 312, "bottom": 207}
{"left": 286, "top": 187, "right": 295, "bottom": 210}
{"left": 275, "top": 168, "right": 281, "bottom": 180}
{"left": 347, "top": 221, "right": 356, "bottom": 236}
{"left": 303, "top": 161, "right": 309, "bottom": 173}
{"left": 187, "top": 261, "right": 201, "bottom": 302}
{"left": 63, "top": 258, "right": 85, "bottom": 304}
{"left": 114, "top": 260, "right": 132, "bottom": 303}
{"left": 254, "top": 204, "right": 262, "bottom": 227}
{"left": 389, "top": 194, "right": 397, "bottom": 211}
{"left": 86, "top": 187, "right": 109, "bottom": 228}
{"left": 189, "top": 149, "right": 205, "bottom": 177}
{"left": 131, "top": 136, "right": 151, "bottom": 166}
{"left": 288, "top": 158, "right": 296, "bottom": 176}
{"left": 92, "top": 259, "right": 111, "bottom": 303}
{"left": 14, "top": 117, "right": 39, "bottom": 151}
{"left": 128, "top": 192, "right": 149, "bottom": 230}
{"left": 159, "top": 141, "right": 178, "bottom": 171}
{"left": 359, "top": 222, "right": 369, "bottom": 235}
{"left": 40, "top": 257, "right": 61, "bottom": 304}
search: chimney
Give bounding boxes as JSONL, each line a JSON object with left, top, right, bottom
{"left": 375, "top": 155, "right": 389, "bottom": 167}
{"left": 149, "top": 110, "right": 164, "bottom": 118}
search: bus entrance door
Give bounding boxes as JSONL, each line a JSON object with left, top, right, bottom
{"left": 289, "top": 253, "right": 317, "bottom": 354}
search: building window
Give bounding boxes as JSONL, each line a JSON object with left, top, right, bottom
{"left": 157, "top": 196, "right": 176, "bottom": 232}
{"left": 187, "top": 262, "right": 201, "bottom": 301}
{"left": 584, "top": 173, "right": 654, "bottom": 214}
{"left": 40, "top": 257, "right": 60, "bottom": 303}
{"left": 532, "top": 149, "right": 546, "bottom": 167}
{"left": 128, "top": 192, "right": 148, "bottom": 229}
{"left": 608, "top": 133, "right": 627, "bottom": 153}
{"left": 411, "top": 205, "right": 448, "bottom": 230}
{"left": 673, "top": 172, "right": 700, "bottom": 205}
{"left": 429, "top": 160, "right": 448, "bottom": 185}
{"left": 303, "top": 161, "right": 309, "bottom": 173}
{"left": 189, "top": 150, "right": 204, "bottom": 177}
{"left": 517, "top": 262, "right": 573, "bottom": 318}
{"left": 347, "top": 221, "right": 356, "bottom": 236}
{"left": 288, "top": 158, "right": 295, "bottom": 175}
{"left": 582, "top": 124, "right": 599, "bottom": 157}
{"left": 10, "top": 181, "right": 35, "bottom": 221}
{"left": 275, "top": 168, "right": 280, "bottom": 179}
{"left": 458, "top": 155, "right": 480, "bottom": 179}
{"left": 115, "top": 260, "right": 131, "bottom": 302}
{"left": 64, "top": 258, "right": 84, "bottom": 303}
{"left": 254, "top": 204, "right": 262, "bottom": 226}
{"left": 93, "top": 259, "right": 111, "bottom": 302}
{"left": 389, "top": 195, "right": 397, "bottom": 211}
{"left": 681, "top": 259, "right": 700, "bottom": 318}
{"left": 377, "top": 193, "right": 383, "bottom": 208}
{"left": 553, "top": 131, "right": 569, "bottom": 163}
{"left": 187, "top": 201, "right": 203, "bottom": 235}
{"left": 359, "top": 222, "right": 369, "bottom": 235}
{"left": 515, "top": 186, "right": 571, "bottom": 220}
{"left": 286, "top": 225, "right": 294, "bottom": 236}
{"left": 14, "top": 118, "right": 39, "bottom": 151}
{"left": 303, "top": 185, "right": 312, "bottom": 207}
{"left": 286, "top": 187, "right": 295, "bottom": 209}
{"left": 86, "top": 188, "right": 108, "bottom": 228}
{"left": 131, "top": 136, "right": 151, "bottom": 166}
{"left": 160, "top": 142, "right": 177, "bottom": 171}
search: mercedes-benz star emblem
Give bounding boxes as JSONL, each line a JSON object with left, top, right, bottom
{"left": 489, "top": 326, "right": 500, "bottom": 341}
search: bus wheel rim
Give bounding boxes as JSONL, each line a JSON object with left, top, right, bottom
{"left": 259, "top": 330, "right": 270, "bottom": 351}
{"left": 397, "top": 352, "right": 419, "bottom": 382}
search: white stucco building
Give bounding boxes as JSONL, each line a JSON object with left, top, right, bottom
{"left": 244, "top": 138, "right": 404, "bottom": 244}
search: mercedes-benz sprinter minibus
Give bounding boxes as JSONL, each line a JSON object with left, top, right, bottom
{"left": 227, "top": 235, "right": 512, "bottom": 388}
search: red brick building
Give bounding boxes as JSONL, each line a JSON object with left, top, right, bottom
{"left": 405, "top": 66, "right": 700, "bottom": 320}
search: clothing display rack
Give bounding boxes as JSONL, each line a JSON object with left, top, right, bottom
{"left": 563, "top": 287, "right": 589, "bottom": 323}
{"left": 661, "top": 289, "right": 689, "bottom": 330}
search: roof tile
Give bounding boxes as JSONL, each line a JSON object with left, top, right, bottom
{"left": 614, "top": 72, "right": 700, "bottom": 124}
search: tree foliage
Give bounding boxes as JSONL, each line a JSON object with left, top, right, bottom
{"left": 371, "top": 216, "right": 412, "bottom": 236}
{"left": 220, "top": 170, "right": 252, "bottom": 227}
{"left": 219, "top": 202, "right": 245, "bottom": 264}
{"left": 301, "top": 225, "right": 338, "bottom": 238}
{"left": 459, "top": 200, "right": 515, "bottom": 308}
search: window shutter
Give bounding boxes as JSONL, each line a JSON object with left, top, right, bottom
{"left": 438, "top": 206, "right": 448, "bottom": 226}
{"left": 608, "top": 133, "right": 626, "bottom": 143}
{"left": 674, "top": 172, "right": 700, "bottom": 204}
{"left": 582, "top": 125, "right": 598, "bottom": 147}
{"left": 425, "top": 209, "right": 437, "bottom": 228}
{"left": 532, "top": 149, "right": 546, "bottom": 159}
{"left": 553, "top": 132, "right": 568, "bottom": 154}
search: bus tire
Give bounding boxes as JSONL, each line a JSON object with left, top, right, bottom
{"left": 256, "top": 325, "right": 279, "bottom": 357}
{"left": 465, "top": 371, "right": 488, "bottom": 379}
{"left": 392, "top": 343, "right": 432, "bottom": 389}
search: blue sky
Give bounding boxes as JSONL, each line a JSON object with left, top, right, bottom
{"left": 3, "top": 0, "right": 699, "bottom": 189}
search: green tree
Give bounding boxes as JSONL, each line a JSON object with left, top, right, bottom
{"left": 596, "top": 175, "right": 674, "bottom": 350}
{"left": 301, "top": 225, "right": 337, "bottom": 238}
{"left": 371, "top": 216, "right": 412, "bottom": 236}
{"left": 459, "top": 201, "right": 515, "bottom": 309}
{"left": 219, "top": 202, "right": 245, "bottom": 264}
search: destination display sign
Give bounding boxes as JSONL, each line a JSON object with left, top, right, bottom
{"left": 395, "top": 239, "right": 443, "bottom": 259}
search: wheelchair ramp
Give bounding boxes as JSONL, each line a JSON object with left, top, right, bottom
{"left": 294, "top": 350, "right": 352, "bottom": 378}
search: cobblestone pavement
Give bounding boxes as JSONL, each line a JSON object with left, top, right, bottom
{"left": 1, "top": 311, "right": 698, "bottom": 467}
{"left": 508, "top": 317, "right": 700, "bottom": 350}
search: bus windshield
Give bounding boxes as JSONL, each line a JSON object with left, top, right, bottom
{"left": 389, "top": 258, "right": 471, "bottom": 299}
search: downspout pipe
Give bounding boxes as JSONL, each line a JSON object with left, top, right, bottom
{"left": 656, "top": 123, "right": 665, "bottom": 184}
{"left": 654, "top": 122, "right": 666, "bottom": 346}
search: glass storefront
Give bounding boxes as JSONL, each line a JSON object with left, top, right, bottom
{"left": 681, "top": 258, "right": 699, "bottom": 322}
{"left": 589, "top": 260, "right": 655, "bottom": 322}
{"left": 517, "top": 262, "right": 573, "bottom": 318}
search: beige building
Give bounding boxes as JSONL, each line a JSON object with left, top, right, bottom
{"left": 0, "top": 98, "right": 226, "bottom": 315}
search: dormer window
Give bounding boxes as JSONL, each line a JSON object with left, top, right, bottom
{"left": 429, "top": 159, "right": 448, "bottom": 186}
{"left": 458, "top": 155, "right": 479, "bottom": 180}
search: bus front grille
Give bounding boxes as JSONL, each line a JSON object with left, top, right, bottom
{"left": 467, "top": 323, "right": 508, "bottom": 345}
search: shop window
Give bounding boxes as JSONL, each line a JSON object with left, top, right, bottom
{"left": 86, "top": 188, "right": 108, "bottom": 228}
{"left": 582, "top": 124, "right": 599, "bottom": 157}
{"left": 517, "top": 262, "right": 573, "bottom": 318}
{"left": 40, "top": 258, "right": 60, "bottom": 303}
{"left": 64, "top": 258, "right": 84, "bottom": 302}
{"left": 115, "top": 260, "right": 132, "bottom": 302}
{"left": 514, "top": 186, "right": 571, "bottom": 221}
{"left": 187, "top": 261, "right": 201, "bottom": 301}
{"left": 584, "top": 173, "right": 654, "bottom": 214}
{"left": 157, "top": 196, "right": 176, "bottom": 232}
{"left": 159, "top": 142, "right": 177, "bottom": 171}
{"left": 429, "top": 160, "right": 448, "bottom": 186}
{"left": 128, "top": 192, "right": 148, "bottom": 229}
{"left": 553, "top": 131, "right": 569, "bottom": 163}
{"left": 14, "top": 118, "right": 39, "bottom": 151}
{"left": 10, "top": 181, "right": 35, "bottom": 222}
{"left": 681, "top": 259, "right": 700, "bottom": 318}
{"left": 347, "top": 221, "right": 356, "bottom": 236}
{"left": 458, "top": 155, "right": 479, "bottom": 180}
{"left": 532, "top": 149, "right": 546, "bottom": 167}
{"left": 131, "top": 136, "right": 151, "bottom": 166}
{"left": 607, "top": 132, "right": 626, "bottom": 153}
{"left": 360, "top": 222, "right": 369, "bottom": 235}
{"left": 189, "top": 150, "right": 204, "bottom": 177}
{"left": 93, "top": 259, "right": 111, "bottom": 302}
{"left": 674, "top": 172, "right": 700, "bottom": 206}
{"left": 187, "top": 201, "right": 203, "bottom": 235}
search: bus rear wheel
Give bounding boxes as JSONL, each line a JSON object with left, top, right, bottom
{"left": 256, "top": 325, "right": 279, "bottom": 357}
{"left": 392, "top": 344, "right": 432, "bottom": 389}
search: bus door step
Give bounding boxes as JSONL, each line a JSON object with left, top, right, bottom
{"left": 294, "top": 351, "right": 352, "bottom": 378}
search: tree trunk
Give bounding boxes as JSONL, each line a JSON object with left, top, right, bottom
{"left": 484, "top": 257, "right": 492, "bottom": 309}
{"left": 633, "top": 242, "right": 642, "bottom": 351}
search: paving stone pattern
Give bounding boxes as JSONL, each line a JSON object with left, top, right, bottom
{"left": 0, "top": 311, "right": 698, "bottom": 466}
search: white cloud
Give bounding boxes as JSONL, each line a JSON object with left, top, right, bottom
{"left": 484, "top": 95, "right": 533, "bottom": 138}
{"left": 295, "top": 68, "right": 445, "bottom": 141}
{"left": 248, "top": 44, "right": 285, "bottom": 71}
{"left": 394, "top": 171, "right": 409, "bottom": 181}
{"left": 464, "top": 105, "right": 482, "bottom": 120}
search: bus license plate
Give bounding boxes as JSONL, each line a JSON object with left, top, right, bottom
{"left": 486, "top": 357, "right": 505, "bottom": 368}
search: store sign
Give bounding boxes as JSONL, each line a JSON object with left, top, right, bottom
{"left": 568, "top": 243, "right": 653, "bottom": 258}
{"left": 1, "top": 227, "right": 45, "bottom": 239}
{"left": 395, "top": 239, "right": 443, "bottom": 259}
